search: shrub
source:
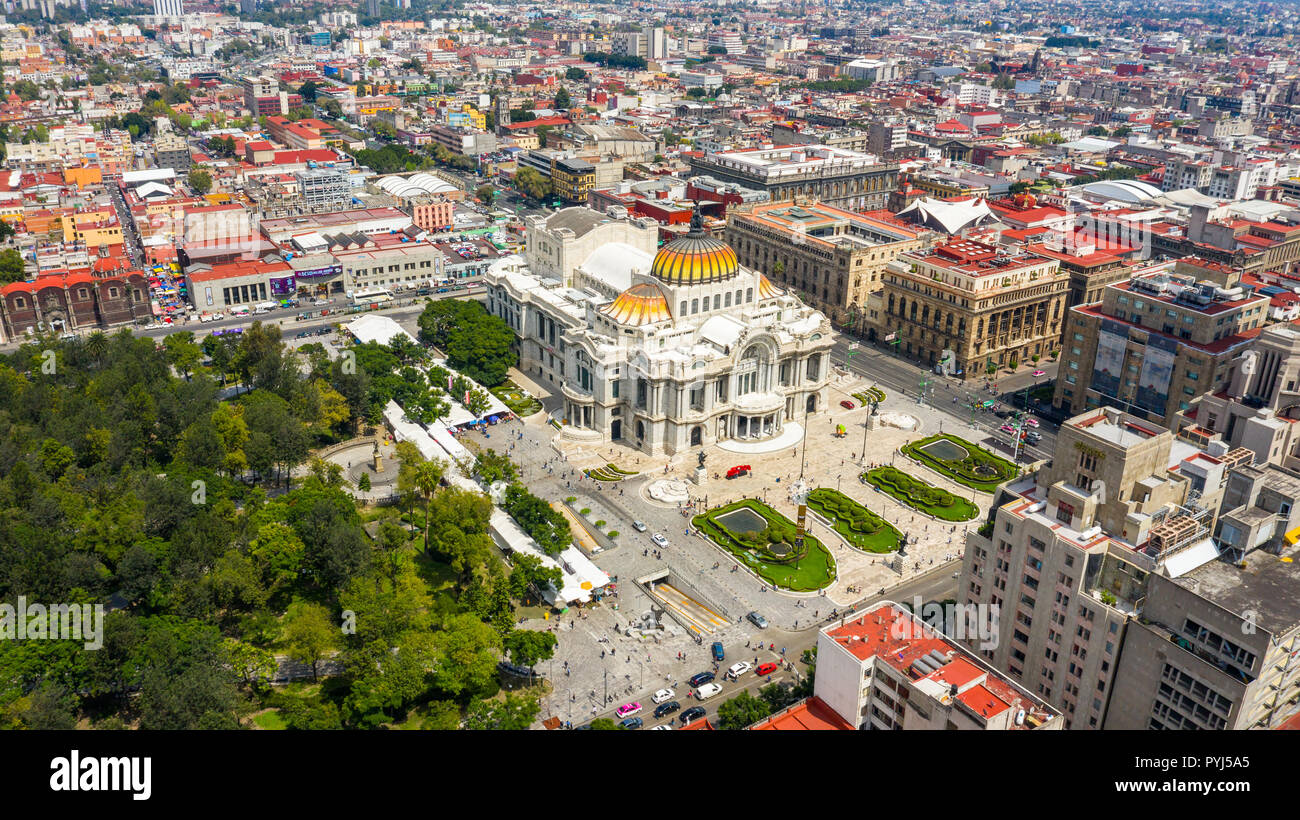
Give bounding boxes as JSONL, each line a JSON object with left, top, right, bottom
{"left": 607, "top": 530, "right": 619, "bottom": 538}
{"left": 901, "top": 434, "right": 1017, "bottom": 493}
{"left": 865, "top": 466, "right": 978, "bottom": 521}
{"left": 806, "top": 488, "right": 900, "bottom": 553}
{"left": 565, "top": 496, "right": 577, "bottom": 504}
{"left": 579, "top": 508, "right": 591, "bottom": 516}
{"left": 594, "top": 519, "right": 605, "bottom": 528}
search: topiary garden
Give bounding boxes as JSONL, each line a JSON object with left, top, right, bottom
{"left": 901, "top": 433, "right": 1018, "bottom": 493}
{"left": 692, "top": 499, "right": 836, "bottom": 591}
{"left": 865, "top": 466, "right": 979, "bottom": 521}
{"left": 805, "top": 488, "right": 901, "bottom": 553}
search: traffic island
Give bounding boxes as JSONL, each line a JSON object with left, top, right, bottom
{"left": 805, "top": 488, "right": 902, "bottom": 553}
{"left": 864, "top": 466, "right": 979, "bottom": 522}
{"left": 692, "top": 499, "right": 836, "bottom": 592}
{"left": 900, "top": 433, "right": 1018, "bottom": 494}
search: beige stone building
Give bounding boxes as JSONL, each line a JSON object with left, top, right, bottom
{"left": 957, "top": 407, "right": 1241, "bottom": 728}
{"left": 1053, "top": 263, "right": 1270, "bottom": 427}
{"left": 880, "top": 239, "right": 1068, "bottom": 379}
{"left": 725, "top": 201, "right": 930, "bottom": 331}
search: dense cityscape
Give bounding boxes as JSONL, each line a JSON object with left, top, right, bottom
{"left": 0, "top": 0, "right": 1298, "bottom": 747}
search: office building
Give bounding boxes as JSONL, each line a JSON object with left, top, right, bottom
{"left": 880, "top": 239, "right": 1068, "bottom": 378}
{"left": 727, "top": 200, "right": 929, "bottom": 330}
{"left": 1054, "top": 264, "right": 1270, "bottom": 426}
{"left": 689, "top": 146, "right": 899, "bottom": 211}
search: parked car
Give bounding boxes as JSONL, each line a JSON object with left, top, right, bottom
{"left": 755, "top": 662, "right": 780, "bottom": 677}
{"left": 725, "top": 465, "right": 751, "bottom": 479}
{"left": 653, "top": 700, "right": 680, "bottom": 719}
{"left": 747, "top": 611, "right": 769, "bottom": 629}
{"left": 615, "top": 702, "right": 642, "bottom": 719}
{"left": 726, "top": 661, "right": 752, "bottom": 680}
{"left": 619, "top": 717, "right": 643, "bottom": 730}
{"left": 650, "top": 724, "right": 673, "bottom": 731}
{"left": 695, "top": 682, "right": 723, "bottom": 700}
{"left": 680, "top": 706, "right": 707, "bottom": 724}
{"left": 652, "top": 688, "right": 675, "bottom": 704}
{"left": 840, "top": 399, "right": 855, "bottom": 409}
{"left": 651, "top": 533, "right": 668, "bottom": 548}
{"left": 296, "top": 331, "right": 311, "bottom": 338}
{"left": 633, "top": 520, "right": 648, "bottom": 532}
{"left": 688, "top": 671, "right": 714, "bottom": 688}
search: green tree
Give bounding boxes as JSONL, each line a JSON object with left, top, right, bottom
{"left": 413, "top": 459, "right": 445, "bottom": 556}
{"left": 716, "top": 690, "right": 772, "bottom": 729}
{"left": 282, "top": 602, "right": 337, "bottom": 682}
{"left": 475, "top": 184, "right": 496, "bottom": 205}
{"left": 465, "top": 691, "right": 541, "bottom": 729}
{"left": 430, "top": 614, "right": 502, "bottom": 697}
{"left": 589, "top": 717, "right": 620, "bottom": 729}
{"left": 0, "top": 248, "right": 26, "bottom": 283}
{"left": 188, "top": 168, "right": 213, "bottom": 195}
{"left": 472, "top": 449, "right": 518, "bottom": 485}
{"left": 503, "top": 628, "right": 557, "bottom": 669}
{"left": 554, "top": 86, "right": 571, "bottom": 109}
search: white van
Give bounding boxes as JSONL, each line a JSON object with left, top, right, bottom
{"left": 694, "top": 682, "right": 723, "bottom": 700}
{"left": 253, "top": 301, "right": 278, "bottom": 315}
{"left": 229, "top": 305, "right": 251, "bottom": 317}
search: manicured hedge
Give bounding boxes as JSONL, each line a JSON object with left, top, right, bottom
{"left": 692, "top": 499, "right": 835, "bottom": 591}
{"left": 865, "top": 466, "right": 978, "bottom": 522}
{"left": 805, "top": 488, "right": 901, "bottom": 553}
{"left": 901, "top": 433, "right": 1018, "bottom": 493}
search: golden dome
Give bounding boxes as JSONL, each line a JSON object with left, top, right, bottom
{"left": 757, "top": 274, "right": 781, "bottom": 299}
{"left": 600, "top": 282, "right": 672, "bottom": 325}
{"left": 650, "top": 209, "right": 739, "bottom": 285}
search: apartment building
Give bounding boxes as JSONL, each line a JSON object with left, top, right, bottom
{"left": 428, "top": 123, "right": 497, "bottom": 157}
{"left": 1177, "top": 323, "right": 1300, "bottom": 471}
{"left": 1054, "top": 265, "right": 1271, "bottom": 426}
{"left": 726, "top": 200, "right": 929, "bottom": 329}
{"left": 1162, "top": 157, "right": 1213, "bottom": 192}
{"left": 786, "top": 603, "right": 1061, "bottom": 730}
{"left": 153, "top": 132, "right": 192, "bottom": 171}
{"left": 957, "top": 407, "right": 1238, "bottom": 728}
{"left": 880, "top": 239, "right": 1068, "bottom": 378}
{"left": 1105, "top": 463, "right": 1300, "bottom": 730}
{"left": 296, "top": 168, "right": 354, "bottom": 213}
{"left": 706, "top": 31, "right": 743, "bottom": 54}
{"left": 689, "top": 146, "right": 899, "bottom": 211}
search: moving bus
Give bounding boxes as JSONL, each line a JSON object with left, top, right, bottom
{"left": 351, "top": 287, "right": 393, "bottom": 306}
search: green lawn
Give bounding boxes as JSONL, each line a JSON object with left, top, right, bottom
{"left": 692, "top": 499, "right": 836, "bottom": 591}
{"left": 805, "top": 488, "right": 901, "bottom": 553}
{"left": 253, "top": 710, "right": 287, "bottom": 730}
{"left": 490, "top": 381, "right": 543, "bottom": 417}
{"left": 901, "top": 433, "right": 1018, "bottom": 493}
{"left": 865, "top": 466, "right": 979, "bottom": 521}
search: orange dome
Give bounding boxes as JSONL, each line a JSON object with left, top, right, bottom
{"left": 600, "top": 282, "right": 672, "bottom": 325}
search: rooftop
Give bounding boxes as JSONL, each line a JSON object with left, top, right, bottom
{"left": 1175, "top": 547, "right": 1300, "bottom": 636}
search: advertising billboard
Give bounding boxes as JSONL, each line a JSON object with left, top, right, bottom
{"left": 1091, "top": 319, "right": 1128, "bottom": 398}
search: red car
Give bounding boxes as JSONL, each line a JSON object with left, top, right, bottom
{"left": 755, "top": 662, "right": 779, "bottom": 676}
{"left": 840, "top": 400, "right": 855, "bottom": 409}
{"left": 725, "top": 465, "right": 751, "bottom": 479}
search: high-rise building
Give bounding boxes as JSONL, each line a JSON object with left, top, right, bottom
{"left": 153, "top": 0, "right": 183, "bottom": 18}
{"left": 1177, "top": 323, "right": 1300, "bottom": 470}
{"left": 688, "top": 146, "right": 899, "bottom": 211}
{"left": 645, "top": 27, "right": 667, "bottom": 60}
{"left": 366, "top": 0, "right": 380, "bottom": 18}
{"left": 748, "top": 602, "right": 1062, "bottom": 730}
{"left": 1053, "top": 263, "right": 1270, "bottom": 426}
{"left": 957, "top": 407, "right": 1244, "bottom": 727}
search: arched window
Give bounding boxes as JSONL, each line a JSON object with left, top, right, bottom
{"left": 746, "top": 288, "right": 753, "bottom": 302}
{"left": 735, "top": 289, "right": 743, "bottom": 305}
{"left": 679, "top": 300, "right": 687, "bottom": 316}
{"left": 713, "top": 294, "right": 721, "bottom": 310}
{"left": 636, "top": 420, "right": 645, "bottom": 440}
{"left": 724, "top": 292, "right": 732, "bottom": 308}
{"left": 691, "top": 298, "right": 699, "bottom": 314}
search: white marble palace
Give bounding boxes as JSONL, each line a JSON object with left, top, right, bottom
{"left": 484, "top": 206, "right": 836, "bottom": 455}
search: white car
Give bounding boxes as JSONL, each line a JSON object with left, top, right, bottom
{"left": 651, "top": 533, "right": 669, "bottom": 548}
{"left": 652, "top": 688, "right": 675, "bottom": 704}
{"left": 651, "top": 725, "right": 673, "bottom": 730}
{"left": 726, "top": 661, "right": 752, "bottom": 681}
{"left": 633, "top": 520, "right": 648, "bottom": 532}
{"left": 695, "top": 682, "right": 723, "bottom": 700}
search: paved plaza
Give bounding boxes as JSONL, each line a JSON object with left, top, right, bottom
{"left": 474, "top": 365, "right": 1009, "bottom": 726}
